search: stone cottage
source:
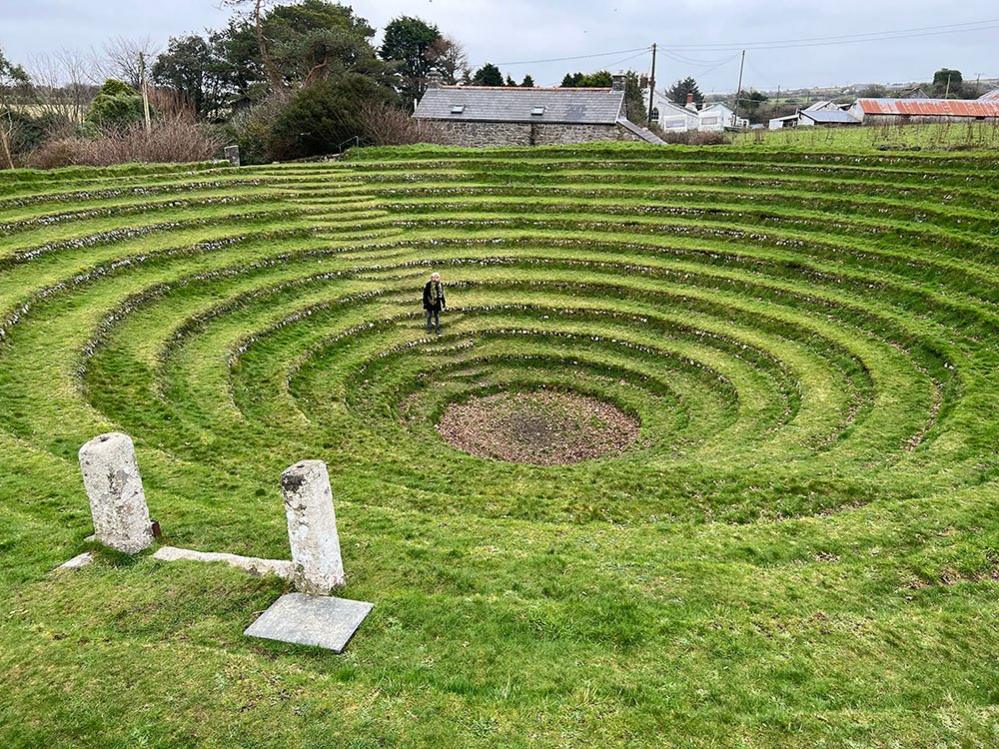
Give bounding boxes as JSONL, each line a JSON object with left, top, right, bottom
{"left": 413, "top": 73, "right": 664, "bottom": 147}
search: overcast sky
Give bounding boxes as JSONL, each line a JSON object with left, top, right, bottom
{"left": 2, "top": 0, "right": 997, "bottom": 92}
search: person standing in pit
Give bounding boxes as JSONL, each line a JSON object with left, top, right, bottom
{"left": 423, "top": 272, "right": 446, "bottom": 334}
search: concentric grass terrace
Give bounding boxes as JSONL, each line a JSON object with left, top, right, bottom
{"left": 0, "top": 142, "right": 997, "bottom": 747}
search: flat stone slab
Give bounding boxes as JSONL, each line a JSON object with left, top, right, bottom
{"left": 56, "top": 551, "right": 94, "bottom": 571}
{"left": 153, "top": 545, "right": 294, "bottom": 580}
{"left": 244, "top": 593, "right": 373, "bottom": 653}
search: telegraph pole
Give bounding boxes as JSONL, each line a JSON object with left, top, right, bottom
{"left": 647, "top": 43, "right": 657, "bottom": 124}
{"left": 733, "top": 49, "right": 746, "bottom": 127}
{"left": 139, "top": 52, "right": 152, "bottom": 133}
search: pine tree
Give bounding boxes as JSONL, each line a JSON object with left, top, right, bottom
{"left": 472, "top": 63, "right": 503, "bottom": 87}
{"left": 666, "top": 76, "right": 703, "bottom": 105}
{"left": 521, "top": 75, "right": 535, "bottom": 88}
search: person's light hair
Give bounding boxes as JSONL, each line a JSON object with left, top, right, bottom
{"left": 430, "top": 272, "right": 441, "bottom": 281}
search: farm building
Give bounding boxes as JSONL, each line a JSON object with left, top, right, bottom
{"left": 979, "top": 88, "right": 999, "bottom": 101}
{"left": 769, "top": 101, "right": 858, "bottom": 129}
{"left": 413, "top": 73, "right": 664, "bottom": 147}
{"left": 849, "top": 98, "right": 999, "bottom": 124}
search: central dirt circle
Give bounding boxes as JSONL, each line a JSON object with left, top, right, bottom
{"left": 436, "top": 389, "right": 640, "bottom": 465}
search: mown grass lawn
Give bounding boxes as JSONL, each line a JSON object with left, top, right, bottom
{"left": 0, "top": 141, "right": 997, "bottom": 748}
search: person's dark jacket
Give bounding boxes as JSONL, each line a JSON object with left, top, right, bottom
{"left": 423, "top": 281, "right": 446, "bottom": 312}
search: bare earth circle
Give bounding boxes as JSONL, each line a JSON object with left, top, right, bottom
{"left": 436, "top": 390, "right": 640, "bottom": 465}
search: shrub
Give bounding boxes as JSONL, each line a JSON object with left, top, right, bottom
{"left": 27, "top": 118, "right": 222, "bottom": 168}
{"left": 85, "top": 79, "right": 145, "bottom": 132}
{"left": 357, "top": 101, "right": 444, "bottom": 146}
{"left": 661, "top": 131, "right": 730, "bottom": 146}
{"left": 269, "top": 74, "right": 393, "bottom": 160}
{"left": 224, "top": 95, "right": 287, "bottom": 165}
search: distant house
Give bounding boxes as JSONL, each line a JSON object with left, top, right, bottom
{"left": 849, "top": 98, "right": 999, "bottom": 124}
{"left": 647, "top": 91, "right": 700, "bottom": 132}
{"left": 645, "top": 90, "right": 748, "bottom": 132}
{"left": 979, "top": 88, "right": 999, "bottom": 101}
{"left": 413, "top": 73, "right": 664, "bottom": 147}
{"left": 698, "top": 103, "right": 748, "bottom": 131}
{"left": 898, "top": 86, "right": 931, "bottom": 99}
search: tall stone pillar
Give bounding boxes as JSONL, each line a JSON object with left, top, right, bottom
{"left": 281, "top": 460, "right": 345, "bottom": 595}
{"left": 78, "top": 433, "right": 153, "bottom": 554}
{"left": 224, "top": 145, "right": 240, "bottom": 166}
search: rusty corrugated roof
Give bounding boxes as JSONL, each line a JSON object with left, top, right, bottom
{"left": 856, "top": 98, "right": 999, "bottom": 117}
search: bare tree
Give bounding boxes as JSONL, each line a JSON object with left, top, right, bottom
{"left": 27, "top": 50, "right": 95, "bottom": 124}
{"left": 427, "top": 36, "right": 469, "bottom": 86}
{"left": 92, "top": 36, "right": 158, "bottom": 88}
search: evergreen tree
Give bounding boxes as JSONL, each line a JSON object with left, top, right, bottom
{"left": 505, "top": 75, "right": 517, "bottom": 86}
{"left": 472, "top": 63, "right": 503, "bottom": 86}
{"left": 623, "top": 71, "right": 647, "bottom": 123}
{"left": 560, "top": 70, "right": 612, "bottom": 88}
{"left": 379, "top": 16, "right": 441, "bottom": 103}
{"left": 932, "top": 68, "right": 963, "bottom": 98}
{"left": 666, "top": 76, "right": 703, "bottom": 105}
{"left": 521, "top": 75, "right": 535, "bottom": 88}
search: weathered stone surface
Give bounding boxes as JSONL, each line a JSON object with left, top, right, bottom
{"left": 153, "top": 545, "right": 294, "bottom": 580}
{"left": 56, "top": 551, "right": 94, "bottom": 571}
{"left": 224, "top": 145, "right": 240, "bottom": 166}
{"left": 281, "top": 460, "right": 345, "bottom": 595}
{"left": 244, "top": 593, "right": 372, "bottom": 652}
{"left": 431, "top": 120, "right": 646, "bottom": 148}
{"left": 78, "top": 432, "right": 153, "bottom": 554}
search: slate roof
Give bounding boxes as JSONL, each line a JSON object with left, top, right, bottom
{"left": 979, "top": 88, "right": 999, "bottom": 101}
{"left": 855, "top": 98, "right": 999, "bottom": 117}
{"left": 414, "top": 86, "right": 626, "bottom": 124}
{"left": 615, "top": 118, "right": 667, "bottom": 145}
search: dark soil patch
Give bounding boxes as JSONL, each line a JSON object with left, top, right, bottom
{"left": 437, "top": 389, "right": 640, "bottom": 465}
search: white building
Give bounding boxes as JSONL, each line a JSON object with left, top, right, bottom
{"left": 698, "top": 103, "right": 748, "bottom": 131}
{"left": 645, "top": 90, "right": 748, "bottom": 132}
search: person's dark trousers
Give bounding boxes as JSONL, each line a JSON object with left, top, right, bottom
{"left": 426, "top": 308, "right": 440, "bottom": 333}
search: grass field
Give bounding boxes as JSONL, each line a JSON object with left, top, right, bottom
{"left": 1, "top": 142, "right": 998, "bottom": 748}
{"left": 730, "top": 121, "right": 999, "bottom": 151}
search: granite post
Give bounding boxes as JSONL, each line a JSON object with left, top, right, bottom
{"left": 224, "top": 145, "right": 240, "bottom": 166}
{"left": 281, "top": 460, "right": 345, "bottom": 595}
{"left": 78, "top": 433, "right": 153, "bottom": 554}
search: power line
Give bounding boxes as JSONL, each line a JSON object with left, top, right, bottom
{"left": 603, "top": 49, "right": 653, "bottom": 72}
{"left": 666, "top": 17, "right": 999, "bottom": 51}
{"left": 493, "top": 46, "right": 651, "bottom": 68}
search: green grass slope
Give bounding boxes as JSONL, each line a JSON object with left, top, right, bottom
{"left": 0, "top": 142, "right": 997, "bottom": 748}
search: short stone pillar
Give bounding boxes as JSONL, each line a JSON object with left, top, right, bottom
{"left": 78, "top": 433, "right": 153, "bottom": 554}
{"left": 281, "top": 460, "right": 345, "bottom": 595}
{"left": 224, "top": 145, "right": 240, "bottom": 166}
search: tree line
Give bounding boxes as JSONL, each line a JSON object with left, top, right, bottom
{"left": 1, "top": 0, "right": 671, "bottom": 168}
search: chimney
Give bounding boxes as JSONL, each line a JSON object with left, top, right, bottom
{"left": 611, "top": 72, "right": 626, "bottom": 92}
{"left": 426, "top": 71, "right": 443, "bottom": 90}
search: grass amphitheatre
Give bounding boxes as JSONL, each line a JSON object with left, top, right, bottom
{"left": 1, "top": 139, "right": 998, "bottom": 747}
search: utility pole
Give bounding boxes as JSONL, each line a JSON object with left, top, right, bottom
{"left": 944, "top": 71, "right": 952, "bottom": 99}
{"left": 733, "top": 49, "right": 746, "bottom": 127}
{"left": 647, "top": 43, "right": 657, "bottom": 125}
{"left": 139, "top": 51, "right": 152, "bottom": 133}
